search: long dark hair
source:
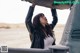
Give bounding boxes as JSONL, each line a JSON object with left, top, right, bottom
{"left": 33, "top": 13, "right": 53, "bottom": 37}
{"left": 33, "top": 13, "right": 44, "bottom": 29}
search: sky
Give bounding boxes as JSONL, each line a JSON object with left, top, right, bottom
{"left": 0, "top": 0, "right": 70, "bottom": 24}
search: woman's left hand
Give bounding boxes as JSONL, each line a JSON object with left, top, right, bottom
{"left": 50, "top": 4, "right": 52, "bottom": 8}
{"left": 50, "top": 4, "right": 55, "bottom": 9}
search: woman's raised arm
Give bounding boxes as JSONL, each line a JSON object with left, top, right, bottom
{"left": 50, "top": 8, "right": 58, "bottom": 29}
{"left": 25, "top": 4, "right": 35, "bottom": 33}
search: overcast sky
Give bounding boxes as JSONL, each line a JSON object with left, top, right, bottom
{"left": 0, "top": 0, "right": 70, "bottom": 24}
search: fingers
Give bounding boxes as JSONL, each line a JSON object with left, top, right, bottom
{"left": 50, "top": 5, "right": 53, "bottom": 9}
{"left": 32, "top": 0, "right": 36, "bottom": 7}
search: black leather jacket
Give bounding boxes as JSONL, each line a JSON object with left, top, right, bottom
{"left": 25, "top": 6, "right": 58, "bottom": 49}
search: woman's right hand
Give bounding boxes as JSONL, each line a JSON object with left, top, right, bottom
{"left": 32, "top": 0, "right": 36, "bottom": 7}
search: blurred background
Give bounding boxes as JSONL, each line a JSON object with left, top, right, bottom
{"left": 0, "top": 0, "right": 70, "bottom": 48}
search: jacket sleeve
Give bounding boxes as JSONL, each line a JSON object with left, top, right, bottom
{"left": 50, "top": 9, "right": 58, "bottom": 29}
{"left": 25, "top": 6, "right": 35, "bottom": 33}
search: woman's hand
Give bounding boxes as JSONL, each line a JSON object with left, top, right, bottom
{"left": 50, "top": 3, "right": 55, "bottom": 9}
{"left": 32, "top": 0, "right": 36, "bottom": 7}
{"left": 50, "top": 5, "right": 53, "bottom": 9}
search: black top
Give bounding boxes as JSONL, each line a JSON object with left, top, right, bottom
{"left": 25, "top": 6, "right": 58, "bottom": 49}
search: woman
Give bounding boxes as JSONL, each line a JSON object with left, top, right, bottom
{"left": 25, "top": 2, "right": 58, "bottom": 49}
